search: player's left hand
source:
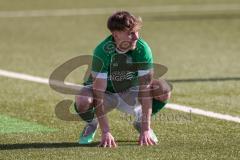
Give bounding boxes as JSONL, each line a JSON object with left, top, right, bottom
{"left": 138, "top": 130, "right": 156, "bottom": 146}
{"left": 99, "top": 132, "right": 117, "bottom": 148}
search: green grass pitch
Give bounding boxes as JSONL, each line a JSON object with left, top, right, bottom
{"left": 0, "top": 0, "right": 240, "bottom": 159}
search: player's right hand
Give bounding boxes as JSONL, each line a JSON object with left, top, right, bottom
{"left": 99, "top": 132, "right": 117, "bottom": 148}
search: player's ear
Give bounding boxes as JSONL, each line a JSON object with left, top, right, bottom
{"left": 112, "top": 31, "right": 119, "bottom": 41}
{"left": 112, "top": 31, "right": 117, "bottom": 39}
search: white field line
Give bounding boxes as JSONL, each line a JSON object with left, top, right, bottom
{"left": 165, "top": 104, "right": 240, "bottom": 123}
{"left": 1, "top": 69, "right": 240, "bottom": 123}
{"left": 0, "top": 4, "right": 240, "bottom": 18}
{"left": 0, "top": 69, "right": 80, "bottom": 88}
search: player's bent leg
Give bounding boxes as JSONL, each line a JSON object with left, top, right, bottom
{"left": 74, "top": 86, "right": 119, "bottom": 145}
{"left": 75, "top": 96, "right": 94, "bottom": 123}
{"left": 74, "top": 86, "right": 98, "bottom": 144}
{"left": 133, "top": 80, "right": 172, "bottom": 143}
{"left": 115, "top": 86, "right": 160, "bottom": 143}
{"left": 151, "top": 79, "right": 171, "bottom": 115}
{"left": 151, "top": 79, "right": 171, "bottom": 101}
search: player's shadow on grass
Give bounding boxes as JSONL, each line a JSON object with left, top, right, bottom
{"left": 116, "top": 140, "right": 139, "bottom": 146}
{"left": 0, "top": 142, "right": 98, "bottom": 150}
{"left": 168, "top": 77, "right": 240, "bottom": 83}
{"left": 0, "top": 140, "right": 138, "bottom": 150}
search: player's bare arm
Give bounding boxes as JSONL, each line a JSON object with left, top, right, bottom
{"left": 138, "top": 71, "right": 156, "bottom": 146}
{"left": 92, "top": 76, "right": 117, "bottom": 148}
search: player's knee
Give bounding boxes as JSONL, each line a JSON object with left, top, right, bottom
{"left": 163, "top": 91, "right": 171, "bottom": 101}
{"left": 154, "top": 91, "right": 171, "bottom": 102}
{"left": 151, "top": 79, "right": 172, "bottom": 102}
{"left": 75, "top": 95, "right": 93, "bottom": 112}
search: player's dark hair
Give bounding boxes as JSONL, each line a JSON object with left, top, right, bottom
{"left": 107, "top": 11, "right": 142, "bottom": 32}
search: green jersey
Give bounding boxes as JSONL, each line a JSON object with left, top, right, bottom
{"left": 84, "top": 35, "right": 153, "bottom": 93}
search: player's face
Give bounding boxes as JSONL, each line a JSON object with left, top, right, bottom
{"left": 113, "top": 29, "right": 139, "bottom": 52}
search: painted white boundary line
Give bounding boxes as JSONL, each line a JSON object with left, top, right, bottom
{"left": 0, "top": 69, "right": 239, "bottom": 123}
{"left": 0, "top": 69, "right": 48, "bottom": 84}
{"left": 0, "top": 4, "right": 240, "bottom": 18}
{"left": 0, "top": 69, "right": 79, "bottom": 87}
{"left": 165, "top": 104, "right": 240, "bottom": 123}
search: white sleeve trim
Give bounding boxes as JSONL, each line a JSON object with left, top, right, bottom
{"left": 91, "top": 71, "right": 108, "bottom": 79}
{"left": 138, "top": 70, "right": 151, "bottom": 77}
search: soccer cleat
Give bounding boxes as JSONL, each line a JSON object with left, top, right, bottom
{"left": 133, "top": 121, "right": 158, "bottom": 143}
{"left": 79, "top": 119, "right": 98, "bottom": 144}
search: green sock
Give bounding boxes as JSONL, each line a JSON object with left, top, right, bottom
{"left": 152, "top": 99, "right": 168, "bottom": 116}
{"left": 74, "top": 102, "right": 95, "bottom": 123}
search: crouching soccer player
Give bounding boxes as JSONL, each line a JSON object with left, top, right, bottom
{"left": 74, "top": 11, "right": 171, "bottom": 147}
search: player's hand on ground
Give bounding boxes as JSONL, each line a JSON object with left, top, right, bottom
{"left": 99, "top": 132, "right": 117, "bottom": 148}
{"left": 138, "top": 130, "right": 156, "bottom": 146}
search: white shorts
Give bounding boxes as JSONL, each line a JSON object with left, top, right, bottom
{"left": 82, "top": 85, "right": 142, "bottom": 116}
